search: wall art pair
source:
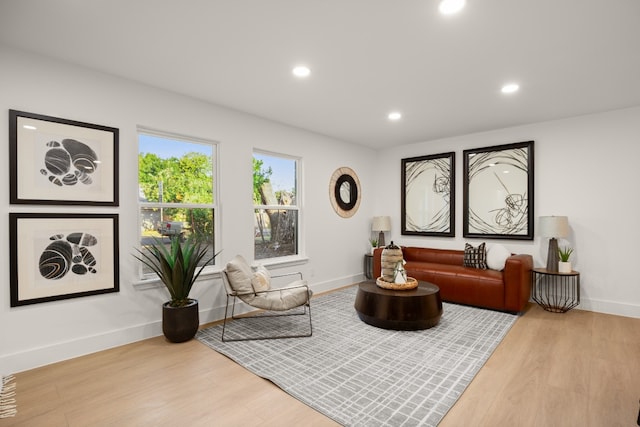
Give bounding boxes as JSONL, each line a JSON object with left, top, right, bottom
{"left": 8, "top": 110, "right": 120, "bottom": 306}
{"left": 401, "top": 141, "right": 534, "bottom": 240}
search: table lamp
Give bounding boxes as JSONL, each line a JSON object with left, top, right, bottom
{"left": 372, "top": 216, "right": 391, "bottom": 247}
{"left": 539, "top": 216, "right": 569, "bottom": 272}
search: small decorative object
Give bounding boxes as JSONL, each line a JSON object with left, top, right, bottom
{"left": 539, "top": 216, "right": 569, "bottom": 272}
{"left": 368, "top": 238, "right": 378, "bottom": 254}
{"left": 558, "top": 246, "right": 573, "bottom": 273}
{"left": 380, "top": 241, "right": 403, "bottom": 282}
{"left": 393, "top": 260, "right": 407, "bottom": 284}
{"left": 134, "top": 235, "right": 220, "bottom": 343}
{"left": 372, "top": 216, "right": 391, "bottom": 247}
{"left": 376, "top": 276, "right": 418, "bottom": 290}
{"left": 377, "top": 241, "right": 419, "bottom": 290}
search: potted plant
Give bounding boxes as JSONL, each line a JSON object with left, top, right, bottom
{"left": 134, "top": 235, "right": 220, "bottom": 343}
{"left": 558, "top": 246, "right": 573, "bottom": 273}
{"left": 369, "top": 238, "right": 378, "bottom": 254}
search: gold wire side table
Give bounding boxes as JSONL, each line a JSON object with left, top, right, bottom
{"left": 531, "top": 268, "right": 580, "bottom": 313}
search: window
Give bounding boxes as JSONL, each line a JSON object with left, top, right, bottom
{"left": 253, "top": 151, "right": 300, "bottom": 260}
{"left": 138, "top": 128, "right": 217, "bottom": 277}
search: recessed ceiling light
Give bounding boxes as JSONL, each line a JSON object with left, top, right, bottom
{"left": 292, "top": 66, "right": 311, "bottom": 78}
{"left": 23, "top": 125, "right": 37, "bottom": 130}
{"left": 388, "top": 112, "right": 402, "bottom": 121}
{"left": 501, "top": 83, "right": 520, "bottom": 94}
{"left": 439, "top": 0, "right": 466, "bottom": 15}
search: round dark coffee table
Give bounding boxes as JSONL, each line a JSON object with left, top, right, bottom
{"left": 354, "top": 280, "right": 443, "bottom": 330}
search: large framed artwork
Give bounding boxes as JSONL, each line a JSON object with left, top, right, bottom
{"left": 401, "top": 152, "right": 455, "bottom": 237}
{"left": 10, "top": 213, "right": 120, "bottom": 307}
{"left": 9, "top": 109, "right": 119, "bottom": 206}
{"left": 463, "top": 141, "right": 534, "bottom": 240}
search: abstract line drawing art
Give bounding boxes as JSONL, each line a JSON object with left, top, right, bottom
{"left": 463, "top": 141, "right": 534, "bottom": 240}
{"left": 10, "top": 213, "right": 119, "bottom": 307}
{"left": 401, "top": 152, "right": 455, "bottom": 237}
{"left": 9, "top": 109, "right": 119, "bottom": 206}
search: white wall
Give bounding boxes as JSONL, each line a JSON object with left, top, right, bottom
{"left": 0, "top": 46, "right": 377, "bottom": 373}
{"left": 375, "top": 106, "right": 640, "bottom": 319}
{"left": 2, "top": 44, "right": 638, "bottom": 375}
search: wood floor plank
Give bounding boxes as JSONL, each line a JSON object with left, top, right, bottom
{"left": 2, "top": 300, "right": 639, "bottom": 427}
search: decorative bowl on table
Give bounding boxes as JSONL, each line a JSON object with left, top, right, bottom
{"left": 376, "top": 276, "right": 418, "bottom": 290}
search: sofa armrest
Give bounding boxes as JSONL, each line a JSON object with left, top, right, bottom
{"left": 503, "top": 253, "right": 533, "bottom": 312}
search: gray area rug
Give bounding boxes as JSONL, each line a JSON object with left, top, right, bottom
{"left": 197, "top": 285, "right": 517, "bottom": 426}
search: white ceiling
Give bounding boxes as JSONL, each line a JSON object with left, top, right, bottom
{"left": 1, "top": 0, "right": 639, "bottom": 148}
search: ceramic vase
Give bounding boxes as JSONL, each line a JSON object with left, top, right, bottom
{"left": 558, "top": 261, "right": 572, "bottom": 273}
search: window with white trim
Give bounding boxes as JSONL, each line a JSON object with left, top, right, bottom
{"left": 253, "top": 151, "right": 299, "bottom": 260}
{"left": 138, "top": 128, "right": 217, "bottom": 277}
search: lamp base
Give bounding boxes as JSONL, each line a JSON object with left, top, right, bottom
{"left": 546, "top": 237, "right": 559, "bottom": 272}
{"left": 378, "top": 231, "right": 386, "bottom": 248}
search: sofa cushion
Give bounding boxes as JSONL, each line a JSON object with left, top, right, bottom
{"left": 404, "top": 261, "right": 503, "bottom": 283}
{"left": 463, "top": 243, "right": 488, "bottom": 269}
{"left": 486, "top": 244, "right": 511, "bottom": 271}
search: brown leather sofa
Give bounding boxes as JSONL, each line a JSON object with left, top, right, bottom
{"left": 373, "top": 246, "right": 533, "bottom": 313}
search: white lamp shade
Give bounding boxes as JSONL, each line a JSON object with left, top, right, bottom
{"left": 538, "top": 216, "right": 569, "bottom": 238}
{"left": 372, "top": 216, "right": 391, "bottom": 232}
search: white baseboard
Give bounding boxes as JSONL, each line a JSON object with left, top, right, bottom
{"left": 1, "top": 276, "right": 362, "bottom": 374}
{"left": 1, "top": 322, "right": 162, "bottom": 374}
{"left": 575, "top": 297, "right": 640, "bottom": 319}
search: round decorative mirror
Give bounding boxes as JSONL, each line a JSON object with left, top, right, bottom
{"left": 329, "top": 167, "right": 361, "bottom": 218}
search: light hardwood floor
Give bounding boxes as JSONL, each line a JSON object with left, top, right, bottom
{"left": 3, "top": 293, "right": 639, "bottom": 427}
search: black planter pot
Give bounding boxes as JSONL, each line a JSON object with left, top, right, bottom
{"left": 162, "top": 299, "right": 199, "bottom": 343}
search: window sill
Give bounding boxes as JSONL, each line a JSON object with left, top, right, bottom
{"left": 133, "top": 256, "right": 309, "bottom": 289}
{"left": 253, "top": 255, "right": 309, "bottom": 269}
{"left": 132, "top": 266, "right": 223, "bottom": 289}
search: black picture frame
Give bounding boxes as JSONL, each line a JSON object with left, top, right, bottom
{"left": 401, "top": 152, "right": 455, "bottom": 237}
{"left": 10, "top": 213, "right": 120, "bottom": 307}
{"left": 463, "top": 141, "right": 534, "bottom": 240}
{"left": 9, "top": 109, "right": 119, "bottom": 206}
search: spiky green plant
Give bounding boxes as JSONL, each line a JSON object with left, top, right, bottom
{"left": 558, "top": 246, "right": 574, "bottom": 262}
{"left": 134, "top": 235, "right": 220, "bottom": 307}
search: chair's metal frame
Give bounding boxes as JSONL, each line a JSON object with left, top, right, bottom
{"left": 221, "top": 271, "right": 313, "bottom": 342}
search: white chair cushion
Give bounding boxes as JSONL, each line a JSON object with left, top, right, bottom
{"left": 251, "top": 264, "right": 271, "bottom": 293}
{"left": 225, "top": 255, "right": 254, "bottom": 294}
{"left": 244, "top": 280, "right": 311, "bottom": 311}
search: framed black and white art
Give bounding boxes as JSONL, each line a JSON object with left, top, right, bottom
{"left": 10, "top": 213, "right": 120, "bottom": 307}
{"left": 9, "top": 110, "right": 119, "bottom": 206}
{"left": 463, "top": 141, "right": 534, "bottom": 240}
{"left": 401, "top": 152, "right": 455, "bottom": 237}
